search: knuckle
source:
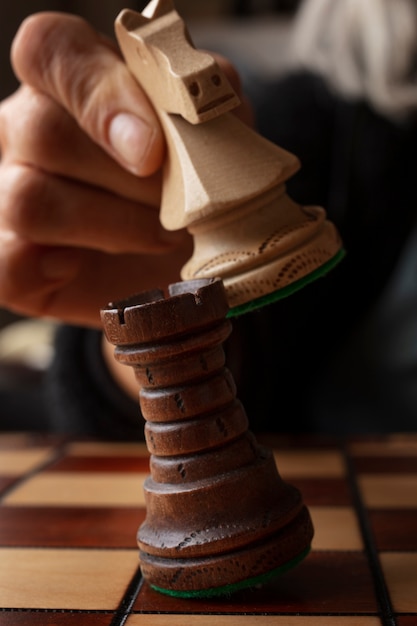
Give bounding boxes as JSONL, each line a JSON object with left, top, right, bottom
{"left": 11, "top": 11, "right": 111, "bottom": 136}
{"left": 9, "top": 12, "right": 160, "bottom": 164}
{"left": 0, "top": 236, "right": 30, "bottom": 306}
{"left": 0, "top": 86, "right": 80, "bottom": 170}
{"left": 0, "top": 233, "right": 64, "bottom": 319}
{"left": 11, "top": 12, "right": 88, "bottom": 86}
{"left": 0, "top": 92, "right": 21, "bottom": 149}
{"left": 1, "top": 165, "right": 49, "bottom": 239}
{"left": 65, "top": 63, "right": 108, "bottom": 136}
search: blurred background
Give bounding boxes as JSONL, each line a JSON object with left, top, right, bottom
{"left": 0, "top": 0, "right": 301, "bottom": 99}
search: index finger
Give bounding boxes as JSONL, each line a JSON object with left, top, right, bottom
{"left": 11, "top": 12, "right": 165, "bottom": 176}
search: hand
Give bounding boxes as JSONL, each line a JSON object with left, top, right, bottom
{"left": 0, "top": 12, "right": 190, "bottom": 328}
{"left": 0, "top": 12, "right": 252, "bottom": 329}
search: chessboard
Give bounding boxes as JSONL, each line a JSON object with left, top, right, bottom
{"left": 0, "top": 431, "right": 416, "bottom": 626}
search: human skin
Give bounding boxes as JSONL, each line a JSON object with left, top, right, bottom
{"left": 0, "top": 12, "right": 251, "bottom": 397}
{"left": 0, "top": 12, "right": 251, "bottom": 330}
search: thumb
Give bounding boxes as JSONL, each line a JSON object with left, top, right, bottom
{"left": 11, "top": 12, "right": 165, "bottom": 176}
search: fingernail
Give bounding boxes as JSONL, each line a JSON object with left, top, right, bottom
{"left": 41, "top": 249, "right": 79, "bottom": 280}
{"left": 108, "top": 113, "right": 155, "bottom": 174}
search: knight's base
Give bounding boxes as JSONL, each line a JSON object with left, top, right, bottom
{"left": 183, "top": 196, "right": 344, "bottom": 316}
{"left": 227, "top": 248, "right": 346, "bottom": 317}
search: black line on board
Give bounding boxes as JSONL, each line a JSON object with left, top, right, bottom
{"left": 110, "top": 565, "right": 144, "bottom": 626}
{"left": 343, "top": 443, "right": 397, "bottom": 626}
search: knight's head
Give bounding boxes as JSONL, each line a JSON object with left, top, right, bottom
{"left": 115, "top": 0, "right": 240, "bottom": 124}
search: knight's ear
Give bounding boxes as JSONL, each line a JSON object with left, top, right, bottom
{"left": 143, "top": 0, "right": 175, "bottom": 19}
{"left": 116, "top": 8, "right": 150, "bottom": 31}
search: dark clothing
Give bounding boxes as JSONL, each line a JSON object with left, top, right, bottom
{"left": 256, "top": 71, "right": 417, "bottom": 311}
{"left": 251, "top": 71, "right": 417, "bottom": 433}
{"left": 38, "top": 71, "right": 417, "bottom": 438}
{"left": 44, "top": 326, "right": 142, "bottom": 440}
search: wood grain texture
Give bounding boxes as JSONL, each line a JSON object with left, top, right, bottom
{"left": 0, "top": 548, "right": 139, "bottom": 610}
{"left": 102, "top": 277, "right": 313, "bottom": 594}
{"left": 0, "top": 432, "right": 416, "bottom": 623}
{"left": 115, "top": 1, "right": 342, "bottom": 311}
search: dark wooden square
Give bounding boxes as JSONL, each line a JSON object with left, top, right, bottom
{"left": 133, "top": 552, "right": 378, "bottom": 615}
{"left": 0, "top": 506, "right": 145, "bottom": 548}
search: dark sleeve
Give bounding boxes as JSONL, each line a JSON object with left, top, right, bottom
{"left": 44, "top": 325, "right": 144, "bottom": 440}
{"left": 252, "top": 71, "right": 336, "bottom": 209}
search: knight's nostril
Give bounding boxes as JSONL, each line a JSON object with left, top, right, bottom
{"left": 211, "top": 74, "right": 221, "bottom": 86}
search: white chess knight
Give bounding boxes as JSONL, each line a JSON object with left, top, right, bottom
{"left": 115, "top": 0, "right": 343, "bottom": 312}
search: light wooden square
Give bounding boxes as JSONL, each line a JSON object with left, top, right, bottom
{"left": 0, "top": 548, "right": 138, "bottom": 610}
{"left": 3, "top": 472, "right": 147, "bottom": 507}
{"left": 381, "top": 552, "right": 417, "bottom": 612}
{"left": 309, "top": 506, "right": 363, "bottom": 550}
{"left": 0, "top": 449, "right": 53, "bottom": 475}
{"left": 359, "top": 475, "right": 417, "bottom": 508}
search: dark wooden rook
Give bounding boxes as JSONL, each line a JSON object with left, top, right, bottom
{"left": 101, "top": 278, "right": 313, "bottom": 596}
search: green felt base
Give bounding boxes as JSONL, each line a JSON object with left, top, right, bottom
{"left": 150, "top": 545, "right": 311, "bottom": 599}
{"left": 227, "top": 248, "right": 346, "bottom": 318}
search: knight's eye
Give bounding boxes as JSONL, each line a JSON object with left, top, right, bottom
{"left": 211, "top": 74, "right": 221, "bottom": 86}
{"left": 189, "top": 82, "right": 200, "bottom": 97}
